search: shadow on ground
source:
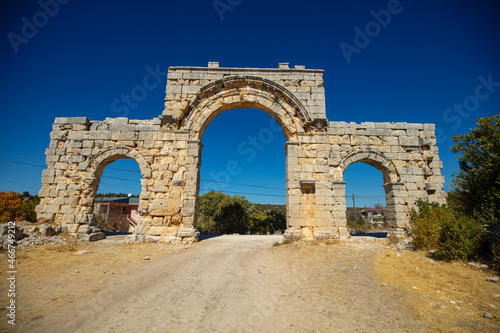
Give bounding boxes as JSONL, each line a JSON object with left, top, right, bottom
{"left": 351, "top": 232, "right": 388, "bottom": 238}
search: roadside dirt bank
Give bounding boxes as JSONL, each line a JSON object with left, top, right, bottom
{"left": 1, "top": 235, "right": 498, "bottom": 332}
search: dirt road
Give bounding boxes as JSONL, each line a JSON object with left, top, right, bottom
{"left": 20, "top": 235, "right": 426, "bottom": 333}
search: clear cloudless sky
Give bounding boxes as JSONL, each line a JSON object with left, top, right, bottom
{"left": 1, "top": 0, "right": 499, "bottom": 207}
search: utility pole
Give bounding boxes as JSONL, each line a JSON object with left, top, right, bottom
{"left": 352, "top": 193, "right": 357, "bottom": 234}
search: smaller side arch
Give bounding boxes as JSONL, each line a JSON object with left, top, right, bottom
{"left": 80, "top": 146, "right": 152, "bottom": 218}
{"left": 88, "top": 146, "right": 152, "bottom": 180}
{"left": 338, "top": 151, "right": 399, "bottom": 183}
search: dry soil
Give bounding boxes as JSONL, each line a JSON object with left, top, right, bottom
{"left": 1, "top": 234, "right": 499, "bottom": 332}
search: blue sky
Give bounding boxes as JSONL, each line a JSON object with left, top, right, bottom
{"left": 1, "top": 0, "right": 499, "bottom": 207}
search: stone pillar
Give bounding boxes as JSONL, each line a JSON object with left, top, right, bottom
{"left": 332, "top": 181, "right": 350, "bottom": 239}
{"left": 384, "top": 182, "right": 409, "bottom": 237}
{"left": 183, "top": 140, "right": 203, "bottom": 231}
{"left": 284, "top": 142, "right": 301, "bottom": 239}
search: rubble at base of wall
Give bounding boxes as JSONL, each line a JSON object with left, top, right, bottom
{"left": 0, "top": 222, "right": 85, "bottom": 249}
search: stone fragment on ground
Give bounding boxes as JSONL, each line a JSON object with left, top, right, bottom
{"left": 483, "top": 312, "right": 494, "bottom": 319}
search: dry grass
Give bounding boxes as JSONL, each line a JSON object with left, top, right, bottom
{"left": 0, "top": 239, "right": 182, "bottom": 331}
{"left": 375, "top": 248, "right": 500, "bottom": 332}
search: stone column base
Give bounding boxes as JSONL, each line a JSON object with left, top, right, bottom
{"left": 283, "top": 227, "right": 302, "bottom": 240}
{"left": 388, "top": 228, "right": 407, "bottom": 239}
{"left": 284, "top": 226, "right": 351, "bottom": 240}
{"left": 126, "top": 227, "right": 200, "bottom": 245}
{"left": 76, "top": 224, "right": 105, "bottom": 242}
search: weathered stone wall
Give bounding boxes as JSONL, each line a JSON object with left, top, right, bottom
{"left": 35, "top": 116, "right": 199, "bottom": 242}
{"left": 36, "top": 62, "right": 446, "bottom": 242}
{"left": 162, "top": 62, "right": 327, "bottom": 131}
{"left": 284, "top": 121, "right": 446, "bottom": 240}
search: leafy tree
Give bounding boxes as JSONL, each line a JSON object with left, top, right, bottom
{"left": 22, "top": 196, "right": 40, "bottom": 222}
{"left": 0, "top": 191, "right": 26, "bottom": 222}
{"left": 197, "top": 191, "right": 251, "bottom": 234}
{"left": 197, "top": 191, "right": 287, "bottom": 235}
{"left": 263, "top": 209, "right": 286, "bottom": 233}
{"left": 451, "top": 115, "right": 500, "bottom": 224}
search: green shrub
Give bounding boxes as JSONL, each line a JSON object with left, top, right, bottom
{"left": 410, "top": 199, "right": 485, "bottom": 261}
{"left": 410, "top": 199, "right": 449, "bottom": 250}
{"left": 434, "top": 214, "right": 484, "bottom": 261}
{"left": 493, "top": 243, "right": 500, "bottom": 274}
{"left": 21, "top": 197, "right": 40, "bottom": 222}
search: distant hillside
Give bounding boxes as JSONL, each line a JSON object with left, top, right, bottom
{"left": 252, "top": 203, "right": 286, "bottom": 216}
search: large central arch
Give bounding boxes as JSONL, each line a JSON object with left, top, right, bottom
{"left": 182, "top": 76, "right": 311, "bottom": 141}
{"left": 179, "top": 76, "right": 310, "bottom": 230}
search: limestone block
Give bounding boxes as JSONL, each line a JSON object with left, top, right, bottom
{"left": 54, "top": 117, "right": 90, "bottom": 125}
{"left": 313, "top": 165, "right": 328, "bottom": 173}
{"left": 314, "top": 230, "right": 332, "bottom": 239}
{"left": 315, "top": 195, "right": 334, "bottom": 205}
{"left": 177, "top": 227, "right": 198, "bottom": 238}
{"left": 171, "top": 170, "right": 185, "bottom": 186}
{"left": 181, "top": 206, "right": 195, "bottom": 217}
{"left": 88, "top": 131, "right": 112, "bottom": 140}
{"left": 300, "top": 227, "right": 314, "bottom": 239}
{"left": 41, "top": 169, "right": 56, "bottom": 183}
{"left": 46, "top": 205, "right": 60, "bottom": 214}
{"left": 283, "top": 228, "right": 302, "bottom": 240}
{"left": 153, "top": 185, "right": 167, "bottom": 193}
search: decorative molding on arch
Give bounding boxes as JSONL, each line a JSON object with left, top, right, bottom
{"left": 88, "top": 146, "right": 152, "bottom": 179}
{"left": 181, "top": 76, "right": 312, "bottom": 141}
{"left": 338, "top": 150, "right": 399, "bottom": 183}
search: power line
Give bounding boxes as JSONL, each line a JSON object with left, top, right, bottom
{"left": 0, "top": 178, "right": 39, "bottom": 191}
{"left": 0, "top": 152, "right": 141, "bottom": 173}
{"left": 107, "top": 167, "right": 141, "bottom": 173}
{"left": 99, "top": 182, "right": 140, "bottom": 191}
{"left": 0, "top": 158, "right": 283, "bottom": 198}
{"left": 0, "top": 153, "right": 44, "bottom": 160}
{"left": 199, "top": 189, "right": 285, "bottom": 198}
{"left": 101, "top": 175, "right": 140, "bottom": 183}
{"left": 200, "top": 179, "right": 283, "bottom": 191}
{"left": 0, "top": 158, "right": 285, "bottom": 190}
{"left": 0, "top": 158, "right": 45, "bottom": 168}
{"left": 0, "top": 156, "right": 385, "bottom": 200}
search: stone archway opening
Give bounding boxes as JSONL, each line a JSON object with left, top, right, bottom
{"left": 344, "top": 162, "right": 388, "bottom": 236}
{"left": 338, "top": 150, "right": 407, "bottom": 237}
{"left": 195, "top": 107, "right": 288, "bottom": 235}
{"left": 80, "top": 147, "right": 152, "bottom": 237}
{"left": 91, "top": 158, "right": 143, "bottom": 234}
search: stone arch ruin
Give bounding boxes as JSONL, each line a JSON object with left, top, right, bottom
{"left": 36, "top": 62, "right": 446, "bottom": 242}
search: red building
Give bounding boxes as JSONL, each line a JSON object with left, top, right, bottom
{"left": 94, "top": 197, "right": 140, "bottom": 232}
